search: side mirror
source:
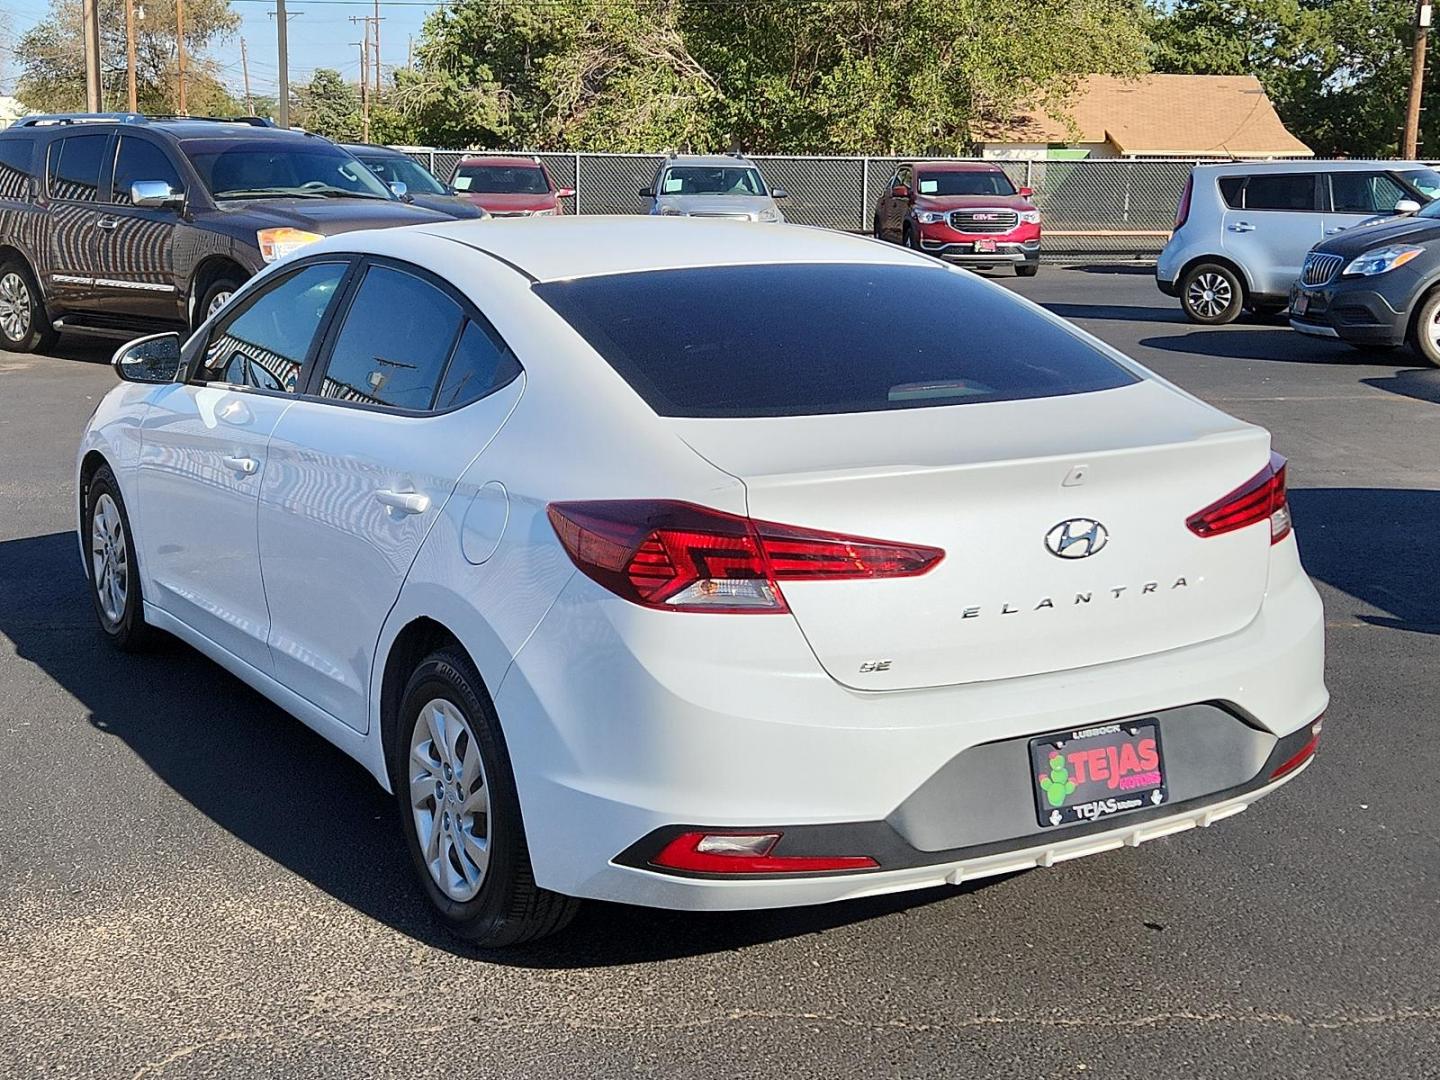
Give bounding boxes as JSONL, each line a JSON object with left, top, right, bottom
{"left": 1019, "top": 186, "right": 1034, "bottom": 198}
{"left": 557, "top": 187, "right": 576, "bottom": 199}
{"left": 1395, "top": 198, "right": 1422, "bottom": 214}
{"left": 113, "top": 332, "right": 183, "bottom": 384}
{"left": 131, "top": 180, "right": 183, "bottom": 208}
{"left": 771, "top": 187, "right": 788, "bottom": 200}
{"left": 891, "top": 183, "right": 910, "bottom": 199}
{"left": 641, "top": 186, "right": 655, "bottom": 198}
{"left": 388, "top": 180, "right": 408, "bottom": 199}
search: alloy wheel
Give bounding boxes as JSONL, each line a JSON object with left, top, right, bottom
{"left": 1428, "top": 307, "right": 1440, "bottom": 353}
{"left": 206, "top": 290, "right": 234, "bottom": 320}
{"left": 90, "top": 493, "right": 128, "bottom": 625}
{"left": 409, "top": 698, "right": 491, "bottom": 902}
{"left": 1185, "top": 272, "right": 1233, "bottom": 319}
{"left": 0, "top": 272, "right": 32, "bottom": 343}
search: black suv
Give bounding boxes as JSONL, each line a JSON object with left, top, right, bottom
{"left": 0, "top": 114, "right": 452, "bottom": 353}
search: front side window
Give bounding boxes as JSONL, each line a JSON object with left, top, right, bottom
{"left": 1242, "top": 174, "right": 1316, "bottom": 212}
{"left": 1329, "top": 171, "right": 1408, "bottom": 214}
{"left": 452, "top": 163, "right": 550, "bottom": 194}
{"left": 183, "top": 140, "right": 392, "bottom": 200}
{"left": 535, "top": 263, "right": 1138, "bottom": 418}
{"left": 659, "top": 167, "right": 765, "bottom": 197}
{"left": 916, "top": 170, "right": 1016, "bottom": 197}
{"left": 112, "top": 136, "right": 185, "bottom": 204}
{"left": 0, "top": 137, "right": 34, "bottom": 200}
{"left": 319, "top": 265, "right": 462, "bottom": 409}
{"left": 201, "top": 262, "right": 347, "bottom": 391}
{"left": 48, "top": 133, "right": 109, "bottom": 202}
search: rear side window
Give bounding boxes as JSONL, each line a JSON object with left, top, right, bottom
{"left": 1217, "top": 176, "right": 1244, "bottom": 208}
{"left": 1328, "top": 171, "right": 1408, "bottom": 214}
{"left": 48, "top": 133, "right": 109, "bottom": 202}
{"left": 435, "top": 320, "right": 522, "bottom": 410}
{"left": 535, "top": 263, "right": 1138, "bottom": 418}
{"left": 112, "top": 136, "right": 185, "bottom": 204}
{"left": 0, "top": 137, "right": 34, "bottom": 200}
{"left": 1241, "top": 174, "right": 1316, "bottom": 212}
{"left": 319, "top": 265, "right": 463, "bottom": 410}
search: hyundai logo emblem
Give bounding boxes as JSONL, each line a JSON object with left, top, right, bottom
{"left": 1045, "top": 518, "right": 1109, "bottom": 559}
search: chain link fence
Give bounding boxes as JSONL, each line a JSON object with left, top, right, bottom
{"left": 397, "top": 148, "right": 1239, "bottom": 260}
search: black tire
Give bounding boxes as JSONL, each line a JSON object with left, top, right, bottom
{"left": 194, "top": 275, "right": 243, "bottom": 332}
{"left": 1410, "top": 289, "right": 1440, "bottom": 368}
{"left": 903, "top": 225, "right": 921, "bottom": 251}
{"left": 0, "top": 257, "right": 58, "bottom": 354}
{"left": 84, "top": 464, "right": 156, "bottom": 652}
{"left": 393, "top": 647, "right": 579, "bottom": 946}
{"left": 1179, "top": 262, "right": 1245, "bottom": 325}
{"left": 873, "top": 216, "right": 883, "bottom": 241}
{"left": 1015, "top": 264, "right": 1039, "bottom": 278}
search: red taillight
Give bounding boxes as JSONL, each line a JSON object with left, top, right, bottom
{"left": 547, "top": 500, "right": 943, "bottom": 613}
{"left": 1186, "top": 452, "right": 1291, "bottom": 544}
{"left": 1271, "top": 718, "right": 1323, "bottom": 780}
{"left": 651, "top": 831, "right": 878, "bottom": 874}
{"left": 1174, "top": 175, "right": 1193, "bottom": 231}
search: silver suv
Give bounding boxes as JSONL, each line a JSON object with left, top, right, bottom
{"left": 1156, "top": 160, "right": 1439, "bottom": 324}
{"left": 643, "top": 153, "right": 786, "bottom": 222}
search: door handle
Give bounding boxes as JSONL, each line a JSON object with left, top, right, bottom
{"left": 1228, "top": 222, "right": 1256, "bottom": 233}
{"left": 94, "top": 216, "right": 119, "bottom": 230}
{"left": 375, "top": 489, "right": 431, "bottom": 515}
{"left": 222, "top": 454, "right": 259, "bottom": 475}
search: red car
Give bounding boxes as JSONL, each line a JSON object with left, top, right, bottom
{"left": 450, "top": 155, "right": 574, "bottom": 217}
{"left": 874, "top": 161, "right": 1041, "bottom": 276}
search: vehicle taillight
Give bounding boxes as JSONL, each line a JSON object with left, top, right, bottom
{"left": 1186, "top": 451, "right": 1291, "bottom": 544}
{"left": 1270, "top": 718, "right": 1323, "bottom": 780}
{"left": 546, "top": 499, "right": 944, "bottom": 613}
{"left": 651, "top": 831, "right": 878, "bottom": 874}
{"left": 1174, "top": 175, "right": 1193, "bottom": 231}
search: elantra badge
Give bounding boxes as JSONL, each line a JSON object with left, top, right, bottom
{"left": 1045, "top": 518, "right": 1108, "bottom": 559}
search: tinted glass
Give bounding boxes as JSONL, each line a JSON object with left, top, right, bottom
{"left": 1243, "top": 174, "right": 1314, "bottom": 211}
{"left": 436, "top": 320, "right": 522, "bottom": 410}
{"left": 202, "top": 262, "right": 347, "bottom": 391}
{"left": 1217, "top": 176, "right": 1244, "bottom": 208}
{"left": 0, "top": 137, "right": 34, "bottom": 200}
{"left": 48, "top": 133, "right": 109, "bottom": 201}
{"left": 112, "top": 136, "right": 184, "bottom": 204}
{"left": 536, "top": 263, "right": 1138, "bottom": 418}
{"left": 183, "top": 140, "right": 391, "bottom": 199}
{"left": 916, "top": 171, "right": 1016, "bottom": 197}
{"left": 1399, "top": 168, "right": 1440, "bottom": 199}
{"left": 659, "top": 167, "right": 764, "bottom": 196}
{"left": 357, "top": 153, "right": 447, "bottom": 195}
{"left": 320, "top": 265, "right": 462, "bottom": 409}
{"left": 1329, "top": 171, "right": 1408, "bottom": 214}
{"left": 452, "top": 164, "right": 549, "bottom": 194}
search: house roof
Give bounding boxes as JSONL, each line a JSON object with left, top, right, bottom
{"left": 991, "top": 75, "right": 1313, "bottom": 157}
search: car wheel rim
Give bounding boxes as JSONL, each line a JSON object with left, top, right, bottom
{"left": 1429, "top": 308, "right": 1440, "bottom": 351}
{"left": 1186, "top": 272, "right": 1232, "bottom": 318}
{"left": 206, "top": 290, "right": 233, "bottom": 320}
{"left": 409, "top": 697, "right": 491, "bottom": 902}
{"left": 90, "top": 493, "right": 128, "bottom": 625}
{"left": 0, "top": 272, "right": 32, "bottom": 342}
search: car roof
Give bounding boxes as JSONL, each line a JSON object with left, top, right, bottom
{"left": 905, "top": 161, "right": 1005, "bottom": 173}
{"left": 341, "top": 142, "right": 404, "bottom": 157}
{"left": 661, "top": 155, "right": 760, "bottom": 169}
{"left": 1192, "top": 159, "right": 1431, "bottom": 175}
{"left": 457, "top": 155, "right": 545, "bottom": 169}
{"left": 407, "top": 216, "right": 923, "bottom": 283}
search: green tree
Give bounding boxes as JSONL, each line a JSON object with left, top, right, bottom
{"left": 15, "top": 0, "right": 241, "bottom": 115}
{"left": 293, "top": 68, "right": 362, "bottom": 141}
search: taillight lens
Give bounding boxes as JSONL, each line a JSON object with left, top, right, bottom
{"left": 651, "top": 831, "right": 878, "bottom": 874}
{"left": 1186, "top": 452, "right": 1291, "bottom": 544}
{"left": 547, "top": 500, "right": 944, "bottom": 613}
{"left": 1174, "top": 175, "right": 1193, "bottom": 231}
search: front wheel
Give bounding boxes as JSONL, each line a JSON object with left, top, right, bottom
{"left": 1016, "top": 264, "right": 1039, "bottom": 278}
{"left": 394, "top": 647, "right": 579, "bottom": 946}
{"left": 1409, "top": 289, "right": 1440, "bottom": 368}
{"left": 1180, "top": 262, "right": 1244, "bottom": 325}
{"left": 85, "top": 465, "right": 155, "bottom": 651}
{"left": 194, "top": 275, "right": 242, "bottom": 332}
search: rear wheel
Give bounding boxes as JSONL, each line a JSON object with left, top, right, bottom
{"left": 394, "top": 647, "right": 579, "bottom": 946}
{"left": 1409, "top": 289, "right": 1440, "bottom": 368}
{"left": 1180, "top": 262, "right": 1244, "bottom": 325}
{"left": 0, "top": 258, "right": 58, "bottom": 354}
{"left": 85, "top": 465, "right": 155, "bottom": 651}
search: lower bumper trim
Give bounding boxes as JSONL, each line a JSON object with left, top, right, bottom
{"left": 1290, "top": 319, "right": 1340, "bottom": 339}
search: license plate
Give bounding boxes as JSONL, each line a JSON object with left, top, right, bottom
{"left": 1292, "top": 292, "right": 1309, "bottom": 316}
{"left": 974, "top": 239, "right": 997, "bottom": 253}
{"left": 1030, "top": 719, "right": 1168, "bottom": 828}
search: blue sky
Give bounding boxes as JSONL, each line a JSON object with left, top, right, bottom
{"left": 1, "top": 0, "right": 444, "bottom": 101}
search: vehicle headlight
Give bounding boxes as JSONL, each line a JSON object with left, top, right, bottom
{"left": 915, "top": 210, "right": 948, "bottom": 224}
{"left": 658, "top": 206, "right": 685, "bottom": 216}
{"left": 531, "top": 208, "right": 556, "bottom": 217}
{"left": 257, "top": 227, "right": 323, "bottom": 263}
{"left": 757, "top": 207, "right": 783, "bottom": 223}
{"left": 1019, "top": 210, "right": 1041, "bottom": 225}
{"left": 1343, "top": 245, "right": 1423, "bottom": 276}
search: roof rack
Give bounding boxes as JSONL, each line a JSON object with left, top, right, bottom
{"left": 15, "top": 112, "right": 275, "bottom": 128}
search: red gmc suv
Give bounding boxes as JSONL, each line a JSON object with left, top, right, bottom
{"left": 874, "top": 161, "right": 1041, "bottom": 276}
{"left": 450, "top": 155, "right": 574, "bottom": 217}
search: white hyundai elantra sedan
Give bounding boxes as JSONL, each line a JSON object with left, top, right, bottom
{"left": 77, "top": 217, "right": 1327, "bottom": 946}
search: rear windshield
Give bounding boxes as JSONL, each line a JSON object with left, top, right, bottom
{"left": 534, "top": 263, "right": 1138, "bottom": 418}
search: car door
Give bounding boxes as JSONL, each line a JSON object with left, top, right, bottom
{"left": 94, "top": 133, "right": 187, "bottom": 324}
{"left": 257, "top": 259, "right": 524, "bottom": 733}
{"left": 1221, "top": 172, "right": 1323, "bottom": 298}
{"left": 41, "top": 131, "right": 112, "bottom": 313}
{"left": 135, "top": 259, "right": 353, "bottom": 673}
{"left": 1324, "top": 170, "right": 1415, "bottom": 238}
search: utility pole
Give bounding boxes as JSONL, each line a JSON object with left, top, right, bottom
{"left": 125, "top": 0, "right": 138, "bottom": 111}
{"left": 1403, "top": 0, "right": 1432, "bottom": 158}
{"left": 351, "top": 18, "right": 370, "bottom": 142}
{"left": 81, "top": 0, "right": 103, "bottom": 112}
{"left": 175, "top": 0, "right": 188, "bottom": 115}
{"left": 241, "top": 38, "right": 255, "bottom": 115}
{"left": 373, "top": 0, "right": 383, "bottom": 97}
{"left": 273, "top": 0, "right": 292, "bottom": 128}
{"left": 407, "top": 35, "right": 413, "bottom": 70}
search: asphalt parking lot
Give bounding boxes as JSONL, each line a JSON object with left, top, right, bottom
{"left": 1, "top": 264, "right": 1437, "bottom": 1080}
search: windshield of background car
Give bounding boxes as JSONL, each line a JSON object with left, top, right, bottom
{"left": 660, "top": 167, "right": 765, "bottom": 196}
{"left": 535, "top": 263, "right": 1138, "bottom": 418}
{"left": 183, "top": 140, "right": 393, "bottom": 199}
{"left": 359, "top": 154, "right": 447, "bottom": 195}
{"left": 916, "top": 171, "right": 1017, "bottom": 197}
{"left": 452, "top": 164, "right": 550, "bottom": 193}
{"left": 1400, "top": 169, "right": 1440, "bottom": 200}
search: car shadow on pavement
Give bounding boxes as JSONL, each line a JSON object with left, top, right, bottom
{"left": 0, "top": 530, "right": 980, "bottom": 966}
{"left": 1043, "top": 302, "right": 1188, "bottom": 325}
{"left": 30, "top": 339, "right": 117, "bottom": 365}
{"left": 1361, "top": 367, "right": 1440, "bottom": 405}
{"left": 1290, "top": 487, "right": 1440, "bottom": 636}
{"left": 1137, "top": 328, "right": 1371, "bottom": 364}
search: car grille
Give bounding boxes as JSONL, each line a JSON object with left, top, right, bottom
{"left": 1301, "top": 252, "right": 1345, "bottom": 287}
{"left": 949, "top": 208, "right": 1018, "bottom": 233}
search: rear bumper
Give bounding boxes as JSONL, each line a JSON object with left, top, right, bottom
{"left": 1156, "top": 275, "right": 1178, "bottom": 297}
